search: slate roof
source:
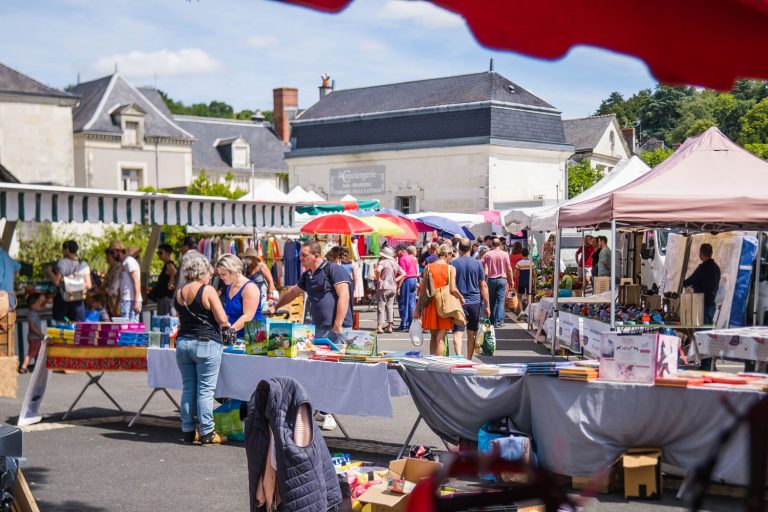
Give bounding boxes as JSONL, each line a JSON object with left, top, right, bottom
{"left": 296, "top": 71, "right": 557, "bottom": 121}
{"left": 0, "top": 62, "right": 77, "bottom": 100}
{"left": 562, "top": 114, "right": 616, "bottom": 152}
{"left": 0, "top": 163, "right": 19, "bottom": 183}
{"left": 174, "top": 116, "right": 287, "bottom": 174}
{"left": 70, "top": 74, "right": 193, "bottom": 140}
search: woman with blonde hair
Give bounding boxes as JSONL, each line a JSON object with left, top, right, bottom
{"left": 216, "top": 254, "right": 261, "bottom": 338}
{"left": 416, "top": 244, "right": 464, "bottom": 355}
{"left": 175, "top": 253, "right": 231, "bottom": 444}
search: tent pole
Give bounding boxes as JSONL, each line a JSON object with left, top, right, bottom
{"left": 1, "top": 220, "right": 17, "bottom": 252}
{"left": 581, "top": 231, "right": 585, "bottom": 295}
{"left": 610, "top": 220, "right": 616, "bottom": 330}
{"left": 552, "top": 230, "right": 561, "bottom": 358}
{"left": 754, "top": 232, "right": 764, "bottom": 325}
{"left": 141, "top": 225, "right": 162, "bottom": 289}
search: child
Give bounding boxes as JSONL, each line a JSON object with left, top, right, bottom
{"left": 85, "top": 295, "right": 110, "bottom": 322}
{"left": 20, "top": 293, "right": 46, "bottom": 373}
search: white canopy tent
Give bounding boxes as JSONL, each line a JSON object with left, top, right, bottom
{"left": 238, "top": 182, "right": 292, "bottom": 203}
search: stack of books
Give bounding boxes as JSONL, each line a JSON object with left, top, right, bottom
{"left": 558, "top": 366, "right": 598, "bottom": 382}
{"left": 426, "top": 357, "right": 478, "bottom": 374}
{"left": 401, "top": 357, "right": 430, "bottom": 369}
{"left": 655, "top": 377, "right": 692, "bottom": 388}
{"left": 46, "top": 324, "right": 75, "bottom": 344}
{"left": 496, "top": 364, "right": 528, "bottom": 376}
{"left": 117, "top": 331, "right": 150, "bottom": 346}
{"left": 526, "top": 361, "right": 571, "bottom": 377}
{"left": 71, "top": 322, "right": 146, "bottom": 346}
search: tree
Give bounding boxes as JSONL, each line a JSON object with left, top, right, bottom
{"left": 567, "top": 160, "right": 603, "bottom": 198}
{"left": 639, "top": 147, "right": 674, "bottom": 168}
{"left": 739, "top": 97, "right": 768, "bottom": 144}
{"left": 745, "top": 143, "right": 768, "bottom": 160}
{"left": 186, "top": 170, "right": 247, "bottom": 199}
{"left": 595, "top": 92, "right": 629, "bottom": 127}
{"left": 684, "top": 119, "right": 716, "bottom": 139}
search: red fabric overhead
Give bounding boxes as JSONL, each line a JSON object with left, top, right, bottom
{"left": 300, "top": 213, "right": 375, "bottom": 235}
{"left": 280, "top": 0, "right": 768, "bottom": 89}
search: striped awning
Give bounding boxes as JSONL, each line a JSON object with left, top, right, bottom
{"left": 0, "top": 183, "right": 297, "bottom": 229}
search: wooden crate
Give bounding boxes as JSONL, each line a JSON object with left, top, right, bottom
{"left": 594, "top": 277, "right": 610, "bottom": 294}
{"left": 0, "top": 355, "right": 18, "bottom": 398}
{"left": 0, "top": 310, "right": 16, "bottom": 357}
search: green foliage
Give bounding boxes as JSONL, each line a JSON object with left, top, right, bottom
{"left": 186, "top": 170, "right": 247, "bottom": 199}
{"left": 567, "top": 160, "right": 603, "bottom": 198}
{"left": 594, "top": 80, "right": 768, "bottom": 146}
{"left": 639, "top": 147, "right": 674, "bottom": 168}
{"left": 684, "top": 119, "right": 716, "bottom": 139}
{"left": 157, "top": 89, "right": 263, "bottom": 122}
{"left": 739, "top": 98, "right": 768, "bottom": 144}
{"left": 744, "top": 143, "right": 768, "bottom": 160}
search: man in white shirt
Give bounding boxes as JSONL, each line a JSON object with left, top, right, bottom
{"left": 113, "top": 242, "right": 142, "bottom": 322}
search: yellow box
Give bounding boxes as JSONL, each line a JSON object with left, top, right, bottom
{"left": 268, "top": 345, "right": 298, "bottom": 358}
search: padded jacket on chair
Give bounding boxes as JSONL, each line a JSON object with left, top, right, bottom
{"left": 244, "top": 377, "right": 341, "bottom": 512}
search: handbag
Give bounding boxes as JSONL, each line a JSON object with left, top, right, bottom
{"left": 61, "top": 262, "right": 87, "bottom": 302}
{"left": 416, "top": 267, "right": 435, "bottom": 313}
{"left": 434, "top": 266, "right": 466, "bottom": 326}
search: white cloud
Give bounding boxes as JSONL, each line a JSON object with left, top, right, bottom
{"left": 359, "top": 39, "right": 387, "bottom": 53}
{"left": 244, "top": 35, "right": 280, "bottom": 49}
{"left": 377, "top": 0, "right": 464, "bottom": 29}
{"left": 92, "top": 48, "right": 222, "bottom": 76}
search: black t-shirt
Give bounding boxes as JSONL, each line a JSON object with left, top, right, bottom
{"left": 683, "top": 258, "right": 721, "bottom": 308}
{"left": 298, "top": 261, "right": 353, "bottom": 328}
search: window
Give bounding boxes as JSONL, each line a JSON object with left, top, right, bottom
{"left": 122, "top": 168, "right": 141, "bottom": 191}
{"left": 124, "top": 121, "right": 140, "bottom": 146}
{"left": 396, "top": 196, "right": 415, "bottom": 214}
{"left": 232, "top": 144, "right": 248, "bottom": 169}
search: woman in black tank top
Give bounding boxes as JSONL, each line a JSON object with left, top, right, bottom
{"left": 173, "top": 253, "right": 231, "bottom": 445}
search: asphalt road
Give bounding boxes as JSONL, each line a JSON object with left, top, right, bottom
{"left": 0, "top": 310, "right": 747, "bottom": 511}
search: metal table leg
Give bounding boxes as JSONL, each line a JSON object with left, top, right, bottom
{"left": 397, "top": 414, "right": 422, "bottom": 460}
{"left": 62, "top": 372, "right": 124, "bottom": 420}
{"left": 331, "top": 414, "right": 351, "bottom": 440}
{"left": 128, "top": 387, "right": 181, "bottom": 427}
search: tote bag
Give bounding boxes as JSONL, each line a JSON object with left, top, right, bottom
{"left": 434, "top": 266, "right": 466, "bottom": 326}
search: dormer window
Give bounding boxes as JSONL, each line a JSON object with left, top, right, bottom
{"left": 214, "top": 136, "right": 250, "bottom": 169}
{"left": 110, "top": 103, "right": 146, "bottom": 147}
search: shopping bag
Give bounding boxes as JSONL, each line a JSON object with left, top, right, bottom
{"left": 213, "top": 400, "right": 244, "bottom": 441}
{"left": 505, "top": 289, "right": 519, "bottom": 311}
{"left": 480, "top": 319, "right": 496, "bottom": 356}
{"left": 409, "top": 319, "right": 424, "bottom": 346}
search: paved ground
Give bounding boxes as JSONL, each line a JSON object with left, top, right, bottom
{"left": 0, "top": 309, "right": 747, "bottom": 511}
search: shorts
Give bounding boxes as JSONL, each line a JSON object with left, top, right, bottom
{"left": 578, "top": 265, "right": 592, "bottom": 278}
{"left": 452, "top": 303, "right": 482, "bottom": 333}
{"left": 27, "top": 338, "right": 42, "bottom": 359}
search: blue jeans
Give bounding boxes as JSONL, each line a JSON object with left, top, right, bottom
{"left": 488, "top": 277, "right": 507, "bottom": 325}
{"left": 398, "top": 277, "right": 417, "bottom": 329}
{"left": 120, "top": 300, "right": 141, "bottom": 322}
{"left": 175, "top": 337, "right": 224, "bottom": 435}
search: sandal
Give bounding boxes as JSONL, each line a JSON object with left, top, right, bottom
{"left": 385, "top": 324, "right": 394, "bottom": 333}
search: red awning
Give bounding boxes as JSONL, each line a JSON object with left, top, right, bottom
{"left": 280, "top": 0, "right": 768, "bottom": 89}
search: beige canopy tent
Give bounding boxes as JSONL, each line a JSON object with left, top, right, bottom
{"left": 558, "top": 128, "right": 768, "bottom": 230}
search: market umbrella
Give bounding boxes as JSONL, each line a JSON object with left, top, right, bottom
{"left": 300, "top": 213, "right": 374, "bottom": 235}
{"left": 358, "top": 216, "right": 406, "bottom": 237}
{"left": 376, "top": 214, "right": 419, "bottom": 241}
{"left": 280, "top": 0, "right": 768, "bottom": 90}
{"left": 414, "top": 215, "right": 465, "bottom": 237}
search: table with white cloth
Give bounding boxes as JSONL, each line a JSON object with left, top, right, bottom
{"left": 141, "top": 348, "right": 409, "bottom": 431}
{"left": 400, "top": 366, "right": 763, "bottom": 486}
{"left": 693, "top": 326, "right": 768, "bottom": 363}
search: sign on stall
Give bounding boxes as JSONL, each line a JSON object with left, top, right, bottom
{"left": 599, "top": 333, "right": 679, "bottom": 384}
{"left": 557, "top": 312, "right": 583, "bottom": 354}
{"left": 582, "top": 318, "right": 606, "bottom": 359}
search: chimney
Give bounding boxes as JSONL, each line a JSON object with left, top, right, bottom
{"left": 621, "top": 127, "right": 637, "bottom": 155}
{"left": 319, "top": 73, "right": 333, "bottom": 100}
{"left": 251, "top": 109, "right": 266, "bottom": 124}
{"left": 273, "top": 87, "right": 298, "bottom": 145}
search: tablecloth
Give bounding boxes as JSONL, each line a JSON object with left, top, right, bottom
{"left": 45, "top": 345, "right": 148, "bottom": 371}
{"left": 694, "top": 327, "right": 768, "bottom": 362}
{"left": 401, "top": 367, "right": 763, "bottom": 486}
{"left": 147, "top": 348, "right": 407, "bottom": 418}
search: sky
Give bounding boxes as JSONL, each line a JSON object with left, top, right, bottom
{"left": 1, "top": 0, "right": 657, "bottom": 118}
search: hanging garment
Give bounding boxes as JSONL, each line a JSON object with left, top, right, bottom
{"left": 282, "top": 240, "right": 300, "bottom": 286}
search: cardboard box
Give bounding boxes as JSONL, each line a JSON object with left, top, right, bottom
{"left": 243, "top": 319, "right": 267, "bottom": 343}
{"left": 679, "top": 291, "right": 704, "bottom": 326}
{"left": 619, "top": 284, "right": 642, "bottom": 306}
{"left": 358, "top": 458, "right": 440, "bottom": 511}
{"left": 643, "top": 295, "right": 662, "bottom": 311}
{"left": 593, "top": 276, "right": 610, "bottom": 294}
{"left": 623, "top": 448, "right": 662, "bottom": 500}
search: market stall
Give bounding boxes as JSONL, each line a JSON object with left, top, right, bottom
{"left": 693, "top": 327, "right": 768, "bottom": 363}
{"left": 399, "top": 365, "right": 763, "bottom": 486}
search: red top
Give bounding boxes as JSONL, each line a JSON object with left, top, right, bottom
{"left": 576, "top": 245, "right": 596, "bottom": 267}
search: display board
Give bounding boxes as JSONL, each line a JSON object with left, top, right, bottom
{"left": 557, "top": 312, "right": 583, "bottom": 354}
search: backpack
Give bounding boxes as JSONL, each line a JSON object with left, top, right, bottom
{"left": 60, "top": 262, "right": 87, "bottom": 302}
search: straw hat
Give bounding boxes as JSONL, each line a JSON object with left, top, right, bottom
{"left": 239, "top": 247, "right": 259, "bottom": 259}
{"left": 380, "top": 247, "right": 395, "bottom": 260}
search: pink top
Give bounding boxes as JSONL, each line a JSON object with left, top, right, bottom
{"left": 398, "top": 254, "right": 418, "bottom": 278}
{"left": 482, "top": 249, "right": 511, "bottom": 279}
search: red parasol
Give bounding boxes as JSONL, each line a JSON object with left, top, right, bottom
{"left": 376, "top": 213, "right": 419, "bottom": 241}
{"left": 279, "top": 0, "right": 768, "bottom": 90}
{"left": 300, "top": 213, "right": 375, "bottom": 235}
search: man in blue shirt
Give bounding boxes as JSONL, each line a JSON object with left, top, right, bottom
{"left": 451, "top": 238, "right": 490, "bottom": 359}
{"left": 271, "top": 240, "right": 352, "bottom": 344}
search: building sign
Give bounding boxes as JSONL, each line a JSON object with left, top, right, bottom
{"left": 330, "top": 166, "right": 385, "bottom": 196}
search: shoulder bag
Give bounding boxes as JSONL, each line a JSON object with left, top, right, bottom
{"left": 416, "top": 266, "right": 435, "bottom": 313}
{"left": 435, "top": 265, "right": 466, "bottom": 326}
{"left": 61, "top": 261, "right": 87, "bottom": 302}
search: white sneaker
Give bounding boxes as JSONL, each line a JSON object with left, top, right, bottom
{"left": 315, "top": 412, "right": 337, "bottom": 431}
